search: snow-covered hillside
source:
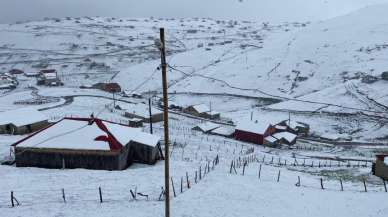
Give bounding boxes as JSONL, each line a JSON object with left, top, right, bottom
{"left": 1, "top": 3, "right": 388, "bottom": 217}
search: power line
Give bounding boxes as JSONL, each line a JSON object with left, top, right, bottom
{"left": 167, "top": 65, "right": 388, "bottom": 115}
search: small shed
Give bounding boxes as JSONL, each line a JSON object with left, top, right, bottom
{"left": 116, "top": 102, "right": 163, "bottom": 123}
{"left": 183, "top": 104, "right": 221, "bottom": 120}
{"left": 129, "top": 131, "right": 162, "bottom": 165}
{"left": 372, "top": 154, "right": 388, "bottom": 181}
{"left": 264, "top": 136, "right": 280, "bottom": 147}
{"left": 192, "top": 122, "right": 220, "bottom": 133}
{"left": 127, "top": 118, "right": 143, "bottom": 128}
{"left": 24, "top": 72, "right": 40, "bottom": 77}
{"left": 234, "top": 120, "right": 276, "bottom": 145}
{"left": 0, "top": 108, "right": 49, "bottom": 135}
{"left": 277, "top": 120, "right": 310, "bottom": 136}
{"left": 37, "top": 69, "right": 62, "bottom": 86}
{"left": 210, "top": 126, "right": 235, "bottom": 138}
{"left": 272, "top": 132, "right": 297, "bottom": 146}
{"left": 12, "top": 117, "right": 161, "bottom": 170}
{"left": 9, "top": 69, "right": 24, "bottom": 75}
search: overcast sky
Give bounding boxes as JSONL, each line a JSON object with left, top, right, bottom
{"left": 0, "top": 0, "right": 387, "bottom": 24}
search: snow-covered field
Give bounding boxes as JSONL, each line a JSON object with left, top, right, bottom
{"left": 1, "top": 1, "right": 388, "bottom": 217}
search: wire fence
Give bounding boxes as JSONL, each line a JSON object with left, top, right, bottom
{"left": 1, "top": 155, "right": 220, "bottom": 209}
{"left": 228, "top": 154, "right": 387, "bottom": 194}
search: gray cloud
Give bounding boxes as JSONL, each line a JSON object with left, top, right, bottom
{"left": 0, "top": 0, "right": 387, "bottom": 24}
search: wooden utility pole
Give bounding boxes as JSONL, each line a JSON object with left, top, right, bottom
{"left": 149, "top": 97, "right": 153, "bottom": 134}
{"left": 159, "top": 28, "right": 170, "bottom": 217}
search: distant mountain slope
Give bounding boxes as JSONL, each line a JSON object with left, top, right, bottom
{"left": 1, "top": 4, "right": 388, "bottom": 115}
{"left": 114, "top": 4, "right": 388, "bottom": 114}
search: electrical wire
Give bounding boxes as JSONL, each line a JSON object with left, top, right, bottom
{"left": 167, "top": 65, "right": 388, "bottom": 115}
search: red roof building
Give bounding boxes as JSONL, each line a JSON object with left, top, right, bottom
{"left": 234, "top": 121, "right": 276, "bottom": 145}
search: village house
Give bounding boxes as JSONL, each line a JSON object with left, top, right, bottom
{"left": 0, "top": 75, "right": 17, "bottom": 89}
{"left": 192, "top": 122, "right": 220, "bottom": 133}
{"left": 12, "top": 117, "right": 162, "bottom": 170}
{"left": 372, "top": 154, "right": 388, "bottom": 181}
{"left": 92, "top": 82, "right": 121, "bottom": 93}
{"left": 0, "top": 108, "right": 49, "bottom": 135}
{"left": 115, "top": 102, "right": 163, "bottom": 123}
{"left": 183, "top": 104, "right": 221, "bottom": 120}
{"left": 37, "top": 69, "right": 62, "bottom": 86}
{"left": 234, "top": 120, "right": 276, "bottom": 145}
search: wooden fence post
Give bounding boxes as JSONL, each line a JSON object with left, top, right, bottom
{"left": 230, "top": 161, "right": 234, "bottom": 174}
{"left": 99, "top": 187, "right": 103, "bottom": 203}
{"left": 320, "top": 178, "right": 324, "bottom": 190}
{"left": 199, "top": 166, "right": 202, "bottom": 180}
{"left": 242, "top": 162, "right": 247, "bottom": 176}
{"left": 171, "top": 177, "right": 176, "bottom": 197}
{"left": 363, "top": 179, "right": 367, "bottom": 192}
{"left": 258, "top": 164, "right": 262, "bottom": 179}
{"left": 277, "top": 170, "right": 281, "bottom": 182}
{"left": 186, "top": 172, "right": 190, "bottom": 189}
{"left": 295, "top": 176, "right": 301, "bottom": 187}
{"left": 62, "top": 188, "right": 66, "bottom": 203}
{"left": 195, "top": 171, "right": 198, "bottom": 183}
{"left": 180, "top": 177, "right": 183, "bottom": 193}
{"left": 383, "top": 179, "right": 387, "bottom": 193}
{"left": 11, "top": 191, "right": 14, "bottom": 207}
{"left": 340, "top": 179, "right": 343, "bottom": 191}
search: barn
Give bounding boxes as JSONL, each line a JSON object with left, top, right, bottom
{"left": 372, "top": 154, "right": 388, "bottom": 181}
{"left": 12, "top": 117, "right": 161, "bottom": 170}
{"left": 0, "top": 108, "right": 49, "bottom": 135}
{"left": 234, "top": 120, "right": 276, "bottom": 145}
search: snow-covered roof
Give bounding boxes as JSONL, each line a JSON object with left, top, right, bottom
{"left": 194, "top": 122, "right": 220, "bottom": 132}
{"left": 211, "top": 126, "right": 235, "bottom": 136}
{"left": 236, "top": 120, "right": 272, "bottom": 135}
{"left": 275, "top": 125, "right": 287, "bottom": 130}
{"left": 14, "top": 118, "right": 160, "bottom": 151}
{"left": 24, "top": 72, "right": 39, "bottom": 76}
{"left": 265, "top": 136, "right": 278, "bottom": 143}
{"left": 105, "top": 122, "right": 160, "bottom": 147}
{"left": 116, "top": 102, "right": 162, "bottom": 117}
{"left": 43, "top": 73, "right": 57, "bottom": 79}
{"left": 192, "top": 104, "right": 210, "bottom": 113}
{"left": 288, "top": 120, "right": 306, "bottom": 129}
{"left": 273, "top": 132, "right": 297, "bottom": 143}
{"left": 0, "top": 108, "right": 47, "bottom": 127}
